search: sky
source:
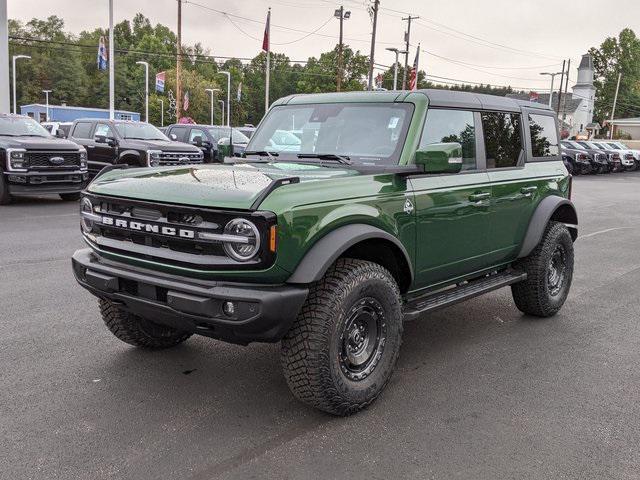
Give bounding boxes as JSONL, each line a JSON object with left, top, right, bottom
{"left": 8, "top": 0, "right": 639, "bottom": 91}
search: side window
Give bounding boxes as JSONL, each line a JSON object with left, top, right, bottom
{"left": 189, "top": 128, "right": 207, "bottom": 142}
{"left": 94, "top": 123, "right": 114, "bottom": 139}
{"left": 529, "top": 114, "right": 559, "bottom": 157}
{"left": 481, "top": 112, "right": 522, "bottom": 169}
{"left": 420, "top": 109, "right": 477, "bottom": 171}
{"left": 72, "top": 122, "right": 93, "bottom": 139}
{"left": 169, "top": 126, "right": 187, "bottom": 141}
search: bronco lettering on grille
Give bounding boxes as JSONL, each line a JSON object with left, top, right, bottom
{"left": 101, "top": 216, "right": 195, "bottom": 238}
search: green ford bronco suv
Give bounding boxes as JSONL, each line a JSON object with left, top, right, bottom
{"left": 72, "top": 89, "right": 577, "bottom": 415}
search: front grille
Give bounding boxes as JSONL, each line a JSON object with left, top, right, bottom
{"left": 24, "top": 151, "right": 80, "bottom": 169}
{"left": 84, "top": 194, "right": 276, "bottom": 271}
{"left": 157, "top": 151, "right": 203, "bottom": 166}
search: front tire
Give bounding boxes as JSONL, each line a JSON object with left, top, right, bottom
{"left": 281, "top": 258, "right": 403, "bottom": 416}
{"left": 99, "top": 299, "right": 192, "bottom": 348}
{"left": 59, "top": 192, "right": 81, "bottom": 201}
{"left": 511, "top": 221, "right": 574, "bottom": 317}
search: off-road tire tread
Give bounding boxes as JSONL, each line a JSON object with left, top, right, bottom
{"left": 281, "top": 258, "right": 403, "bottom": 416}
{"left": 511, "top": 221, "right": 574, "bottom": 318}
{"left": 99, "top": 299, "right": 192, "bottom": 348}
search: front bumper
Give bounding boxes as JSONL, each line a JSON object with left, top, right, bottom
{"left": 5, "top": 170, "right": 89, "bottom": 195}
{"left": 72, "top": 248, "right": 308, "bottom": 345}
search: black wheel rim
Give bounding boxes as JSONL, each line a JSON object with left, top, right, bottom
{"left": 547, "top": 244, "right": 567, "bottom": 297}
{"left": 339, "top": 297, "right": 387, "bottom": 382}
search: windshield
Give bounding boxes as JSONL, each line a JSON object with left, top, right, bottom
{"left": 246, "top": 103, "right": 414, "bottom": 165}
{"left": 115, "top": 122, "right": 168, "bottom": 141}
{"left": 0, "top": 116, "right": 51, "bottom": 137}
{"left": 606, "top": 143, "right": 621, "bottom": 150}
{"left": 208, "top": 127, "right": 250, "bottom": 144}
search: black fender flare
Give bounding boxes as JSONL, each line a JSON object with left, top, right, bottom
{"left": 118, "top": 150, "right": 144, "bottom": 167}
{"left": 518, "top": 195, "right": 578, "bottom": 258}
{"left": 287, "top": 224, "right": 414, "bottom": 284}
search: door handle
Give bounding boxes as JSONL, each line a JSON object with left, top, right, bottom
{"left": 520, "top": 186, "right": 538, "bottom": 196}
{"left": 468, "top": 192, "right": 490, "bottom": 202}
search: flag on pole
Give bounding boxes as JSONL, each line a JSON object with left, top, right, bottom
{"left": 408, "top": 45, "right": 420, "bottom": 91}
{"left": 155, "top": 72, "right": 165, "bottom": 93}
{"left": 97, "top": 36, "right": 108, "bottom": 71}
{"left": 183, "top": 91, "right": 190, "bottom": 111}
{"left": 262, "top": 10, "right": 270, "bottom": 52}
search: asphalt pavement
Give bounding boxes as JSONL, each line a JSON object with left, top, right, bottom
{"left": 2, "top": 173, "right": 640, "bottom": 480}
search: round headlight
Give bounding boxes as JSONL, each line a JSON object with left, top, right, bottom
{"left": 223, "top": 218, "right": 260, "bottom": 261}
{"left": 80, "top": 197, "right": 94, "bottom": 233}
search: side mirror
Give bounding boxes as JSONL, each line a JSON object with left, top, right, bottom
{"left": 192, "top": 135, "right": 203, "bottom": 147}
{"left": 414, "top": 142, "right": 463, "bottom": 174}
{"left": 169, "top": 133, "right": 178, "bottom": 141}
{"left": 95, "top": 135, "right": 106, "bottom": 144}
{"left": 55, "top": 129, "right": 65, "bottom": 138}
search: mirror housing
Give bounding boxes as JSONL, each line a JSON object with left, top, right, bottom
{"left": 192, "top": 135, "right": 203, "bottom": 147}
{"left": 55, "top": 129, "right": 65, "bottom": 138}
{"left": 169, "top": 133, "right": 178, "bottom": 141}
{"left": 414, "top": 142, "right": 463, "bottom": 174}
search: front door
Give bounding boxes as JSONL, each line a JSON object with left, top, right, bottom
{"left": 410, "top": 109, "right": 492, "bottom": 289}
{"left": 92, "top": 123, "right": 118, "bottom": 167}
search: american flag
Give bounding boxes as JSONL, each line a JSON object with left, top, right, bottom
{"left": 408, "top": 45, "right": 420, "bottom": 91}
{"left": 97, "top": 36, "right": 107, "bottom": 71}
{"left": 262, "top": 10, "right": 270, "bottom": 52}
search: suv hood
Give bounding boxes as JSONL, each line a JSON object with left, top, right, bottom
{"left": 87, "top": 162, "right": 359, "bottom": 210}
{"left": 0, "top": 136, "right": 81, "bottom": 150}
{"left": 125, "top": 139, "right": 201, "bottom": 152}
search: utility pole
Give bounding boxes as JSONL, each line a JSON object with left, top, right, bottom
{"left": 556, "top": 59, "right": 566, "bottom": 116}
{"left": 159, "top": 98, "right": 164, "bottom": 127}
{"left": 108, "top": 0, "right": 114, "bottom": 120}
{"left": 609, "top": 72, "right": 622, "bottom": 139}
{"left": 264, "top": 8, "right": 271, "bottom": 113}
{"left": 335, "top": 6, "right": 350, "bottom": 91}
{"left": 0, "top": 0, "right": 10, "bottom": 113}
{"left": 12, "top": 55, "right": 30, "bottom": 114}
{"left": 42, "top": 90, "right": 52, "bottom": 121}
{"left": 136, "top": 61, "right": 149, "bottom": 122}
{"left": 367, "top": 0, "right": 380, "bottom": 91}
{"left": 561, "top": 58, "right": 570, "bottom": 122}
{"left": 401, "top": 14, "right": 419, "bottom": 90}
{"left": 176, "top": 0, "right": 182, "bottom": 121}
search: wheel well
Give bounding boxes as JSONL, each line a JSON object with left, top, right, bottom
{"left": 340, "top": 238, "right": 412, "bottom": 293}
{"left": 550, "top": 204, "right": 578, "bottom": 241}
{"left": 120, "top": 154, "right": 143, "bottom": 167}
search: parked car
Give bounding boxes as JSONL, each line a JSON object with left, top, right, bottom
{"left": 72, "top": 89, "right": 577, "bottom": 416}
{"left": 68, "top": 119, "right": 203, "bottom": 178}
{"left": 0, "top": 114, "right": 88, "bottom": 204}
{"left": 588, "top": 141, "right": 625, "bottom": 172}
{"left": 560, "top": 141, "right": 592, "bottom": 175}
{"left": 574, "top": 140, "right": 611, "bottom": 173}
{"left": 41, "top": 121, "right": 73, "bottom": 139}
{"left": 603, "top": 141, "right": 640, "bottom": 171}
{"left": 165, "top": 124, "right": 250, "bottom": 162}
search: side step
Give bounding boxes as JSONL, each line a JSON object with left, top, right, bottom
{"left": 403, "top": 270, "right": 527, "bottom": 321}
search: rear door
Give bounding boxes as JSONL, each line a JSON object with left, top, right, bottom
{"left": 485, "top": 109, "right": 563, "bottom": 264}
{"left": 410, "top": 108, "right": 492, "bottom": 289}
{"left": 70, "top": 121, "right": 100, "bottom": 176}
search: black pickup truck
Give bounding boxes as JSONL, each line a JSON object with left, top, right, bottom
{"left": 68, "top": 119, "right": 204, "bottom": 178}
{"left": 0, "top": 114, "right": 88, "bottom": 204}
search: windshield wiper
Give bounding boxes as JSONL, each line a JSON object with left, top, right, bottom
{"left": 244, "top": 150, "right": 279, "bottom": 160}
{"left": 297, "top": 153, "right": 352, "bottom": 165}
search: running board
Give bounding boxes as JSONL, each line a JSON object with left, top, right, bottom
{"left": 403, "top": 270, "right": 527, "bottom": 321}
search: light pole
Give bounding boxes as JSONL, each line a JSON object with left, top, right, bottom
{"left": 205, "top": 88, "right": 221, "bottom": 126}
{"left": 334, "top": 6, "right": 351, "bottom": 91}
{"left": 12, "top": 55, "right": 30, "bottom": 114}
{"left": 159, "top": 98, "right": 164, "bottom": 127}
{"left": 42, "top": 89, "right": 52, "bottom": 121}
{"left": 219, "top": 71, "right": 231, "bottom": 126}
{"left": 108, "top": 0, "right": 114, "bottom": 120}
{"left": 386, "top": 47, "right": 407, "bottom": 90}
{"left": 218, "top": 100, "right": 225, "bottom": 127}
{"left": 136, "top": 61, "right": 149, "bottom": 122}
{"left": 540, "top": 71, "right": 563, "bottom": 108}
{"left": 0, "top": 0, "right": 10, "bottom": 113}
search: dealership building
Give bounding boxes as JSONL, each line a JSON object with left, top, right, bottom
{"left": 20, "top": 104, "right": 140, "bottom": 123}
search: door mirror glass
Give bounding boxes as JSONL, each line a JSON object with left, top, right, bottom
{"left": 414, "top": 142, "right": 463, "bottom": 174}
{"left": 169, "top": 133, "right": 177, "bottom": 141}
{"left": 95, "top": 135, "right": 106, "bottom": 144}
{"left": 55, "top": 129, "right": 65, "bottom": 138}
{"left": 192, "top": 135, "right": 203, "bottom": 146}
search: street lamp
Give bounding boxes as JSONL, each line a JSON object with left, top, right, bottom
{"left": 12, "top": 55, "right": 30, "bottom": 114}
{"left": 218, "top": 71, "right": 231, "bottom": 127}
{"left": 334, "top": 6, "right": 351, "bottom": 91}
{"left": 159, "top": 98, "right": 164, "bottom": 127}
{"left": 136, "top": 61, "right": 149, "bottom": 122}
{"left": 205, "top": 88, "right": 221, "bottom": 126}
{"left": 42, "top": 89, "right": 52, "bottom": 121}
{"left": 540, "top": 71, "right": 563, "bottom": 108}
{"left": 218, "top": 100, "right": 225, "bottom": 128}
{"left": 386, "top": 47, "right": 407, "bottom": 91}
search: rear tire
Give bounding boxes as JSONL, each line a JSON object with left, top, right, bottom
{"left": 511, "top": 221, "right": 574, "bottom": 317}
{"left": 281, "top": 258, "right": 403, "bottom": 416}
{"left": 59, "top": 192, "right": 81, "bottom": 201}
{"left": 99, "top": 299, "right": 192, "bottom": 348}
{"left": 0, "top": 174, "right": 12, "bottom": 205}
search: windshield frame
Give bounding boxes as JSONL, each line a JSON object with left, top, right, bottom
{"left": 245, "top": 102, "right": 415, "bottom": 166}
{"left": 114, "top": 122, "right": 169, "bottom": 141}
{"left": 0, "top": 115, "right": 52, "bottom": 138}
